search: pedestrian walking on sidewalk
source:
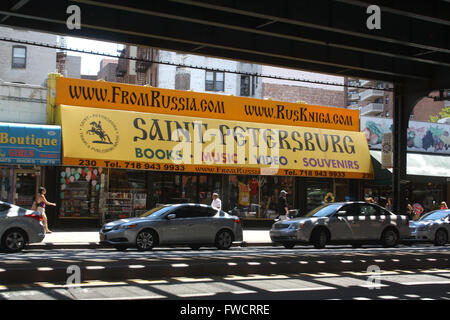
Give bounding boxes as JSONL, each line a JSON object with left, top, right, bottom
{"left": 211, "top": 192, "right": 222, "bottom": 211}
{"left": 35, "top": 187, "right": 56, "bottom": 234}
{"left": 276, "top": 190, "right": 289, "bottom": 220}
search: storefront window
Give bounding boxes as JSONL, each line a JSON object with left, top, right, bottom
{"left": 261, "top": 176, "right": 294, "bottom": 219}
{"left": 147, "top": 173, "right": 222, "bottom": 207}
{"left": 411, "top": 182, "right": 444, "bottom": 212}
{"left": 60, "top": 167, "right": 104, "bottom": 219}
{"left": 164, "top": 174, "right": 183, "bottom": 203}
{"left": 14, "top": 171, "right": 37, "bottom": 208}
{"left": 107, "top": 169, "right": 147, "bottom": 219}
{"left": 306, "top": 181, "right": 332, "bottom": 213}
{"left": 226, "top": 175, "right": 294, "bottom": 220}
{"left": 182, "top": 175, "right": 197, "bottom": 203}
{"left": 198, "top": 175, "right": 222, "bottom": 205}
{"left": 147, "top": 173, "right": 164, "bottom": 208}
{"left": 0, "top": 167, "right": 12, "bottom": 202}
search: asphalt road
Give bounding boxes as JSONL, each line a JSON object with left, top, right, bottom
{"left": 0, "top": 244, "right": 449, "bottom": 286}
{"left": 1, "top": 268, "right": 449, "bottom": 302}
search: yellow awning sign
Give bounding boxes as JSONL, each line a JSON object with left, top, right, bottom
{"left": 60, "top": 105, "right": 374, "bottom": 179}
{"left": 55, "top": 77, "right": 360, "bottom": 131}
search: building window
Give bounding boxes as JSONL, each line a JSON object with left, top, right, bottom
{"left": 205, "top": 71, "right": 224, "bottom": 92}
{"left": 240, "top": 75, "right": 250, "bottom": 96}
{"left": 385, "top": 95, "right": 390, "bottom": 105}
{"left": 12, "top": 46, "right": 26, "bottom": 68}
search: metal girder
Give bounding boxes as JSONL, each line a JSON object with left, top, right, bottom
{"left": 169, "top": 0, "right": 450, "bottom": 53}
{"left": 0, "top": 0, "right": 445, "bottom": 84}
{"left": 336, "top": 0, "right": 450, "bottom": 26}
{"left": 69, "top": 0, "right": 450, "bottom": 68}
{"left": 0, "top": 0, "right": 449, "bottom": 88}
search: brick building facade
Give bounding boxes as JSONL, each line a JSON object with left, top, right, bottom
{"left": 262, "top": 82, "right": 345, "bottom": 107}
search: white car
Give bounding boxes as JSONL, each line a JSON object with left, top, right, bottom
{"left": 0, "top": 201, "right": 45, "bottom": 253}
{"left": 407, "top": 209, "right": 450, "bottom": 246}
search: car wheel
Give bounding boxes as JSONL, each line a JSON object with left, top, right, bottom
{"left": 2, "top": 228, "right": 27, "bottom": 253}
{"left": 434, "top": 229, "right": 448, "bottom": 246}
{"left": 215, "top": 229, "right": 233, "bottom": 250}
{"left": 311, "top": 229, "right": 328, "bottom": 249}
{"left": 283, "top": 242, "right": 295, "bottom": 249}
{"left": 381, "top": 228, "right": 399, "bottom": 247}
{"left": 136, "top": 229, "right": 156, "bottom": 251}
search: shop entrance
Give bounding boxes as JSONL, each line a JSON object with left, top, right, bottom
{"left": 14, "top": 170, "right": 39, "bottom": 209}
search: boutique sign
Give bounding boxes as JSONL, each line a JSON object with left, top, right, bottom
{"left": 59, "top": 105, "right": 373, "bottom": 179}
{"left": 0, "top": 122, "right": 61, "bottom": 165}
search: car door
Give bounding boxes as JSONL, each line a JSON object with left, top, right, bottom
{"left": 356, "top": 203, "right": 380, "bottom": 240}
{"left": 188, "top": 207, "right": 219, "bottom": 244}
{"left": 328, "top": 204, "right": 358, "bottom": 241}
{"left": 0, "top": 203, "right": 11, "bottom": 234}
{"left": 162, "top": 206, "right": 195, "bottom": 244}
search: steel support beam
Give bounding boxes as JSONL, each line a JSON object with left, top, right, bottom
{"left": 392, "top": 81, "right": 430, "bottom": 215}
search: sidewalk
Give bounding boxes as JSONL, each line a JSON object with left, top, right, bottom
{"left": 29, "top": 229, "right": 273, "bottom": 249}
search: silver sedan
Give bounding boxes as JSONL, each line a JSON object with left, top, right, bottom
{"left": 407, "top": 209, "right": 450, "bottom": 246}
{"left": 100, "top": 203, "right": 243, "bottom": 251}
{"left": 270, "top": 202, "right": 410, "bottom": 249}
{"left": 0, "top": 201, "right": 45, "bottom": 253}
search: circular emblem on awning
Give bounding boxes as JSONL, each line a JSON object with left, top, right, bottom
{"left": 79, "top": 114, "right": 119, "bottom": 153}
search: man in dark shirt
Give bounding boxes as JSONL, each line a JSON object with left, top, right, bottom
{"left": 277, "top": 190, "right": 289, "bottom": 220}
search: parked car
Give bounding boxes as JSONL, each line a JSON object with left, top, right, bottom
{"left": 0, "top": 201, "right": 45, "bottom": 253}
{"left": 100, "top": 203, "right": 243, "bottom": 251}
{"left": 406, "top": 209, "right": 450, "bottom": 246}
{"left": 270, "top": 202, "right": 410, "bottom": 249}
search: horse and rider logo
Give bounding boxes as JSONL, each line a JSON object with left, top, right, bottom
{"left": 80, "top": 114, "right": 119, "bottom": 153}
{"left": 86, "top": 121, "right": 113, "bottom": 144}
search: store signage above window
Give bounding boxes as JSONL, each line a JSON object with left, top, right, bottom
{"left": 0, "top": 122, "right": 61, "bottom": 165}
{"left": 55, "top": 77, "right": 360, "bottom": 132}
{"left": 59, "top": 105, "right": 373, "bottom": 179}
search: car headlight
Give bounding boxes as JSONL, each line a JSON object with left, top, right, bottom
{"left": 114, "top": 224, "right": 137, "bottom": 230}
{"left": 289, "top": 222, "right": 305, "bottom": 230}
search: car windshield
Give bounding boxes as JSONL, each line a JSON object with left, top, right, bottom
{"left": 304, "top": 204, "right": 342, "bottom": 217}
{"left": 140, "top": 206, "right": 174, "bottom": 218}
{"left": 419, "top": 210, "right": 449, "bottom": 221}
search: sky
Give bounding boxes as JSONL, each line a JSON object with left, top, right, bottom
{"left": 63, "top": 37, "right": 123, "bottom": 75}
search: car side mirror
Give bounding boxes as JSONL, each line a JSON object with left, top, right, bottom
{"left": 167, "top": 214, "right": 176, "bottom": 220}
